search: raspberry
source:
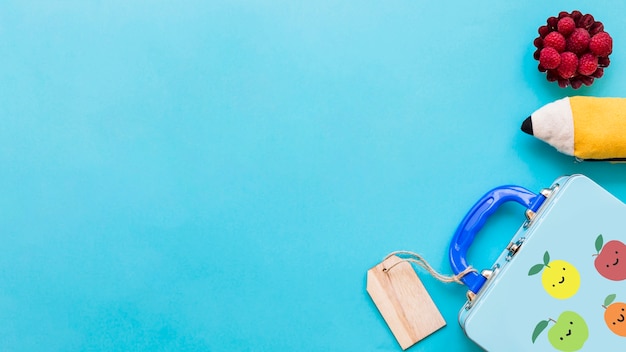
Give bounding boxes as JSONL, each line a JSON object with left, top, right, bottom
{"left": 557, "top": 17, "right": 576, "bottom": 36}
{"left": 557, "top": 52, "right": 578, "bottom": 79}
{"left": 543, "top": 31, "right": 566, "bottom": 52}
{"left": 566, "top": 28, "right": 590, "bottom": 54}
{"left": 539, "top": 47, "right": 561, "bottom": 69}
{"left": 533, "top": 11, "right": 612, "bottom": 89}
{"left": 589, "top": 32, "right": 613, "bottom": 57}
{"left": 577, "top": 53, "right": 598, "bottom": 76}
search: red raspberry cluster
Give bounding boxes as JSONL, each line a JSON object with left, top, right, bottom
{"left": 533, "top": 11, "right": 613, "bottom": 89}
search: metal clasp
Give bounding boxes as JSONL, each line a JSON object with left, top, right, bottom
{"left": 523, "top": 185, "right": 558, "bottom": 228}
{"left": 506, "top": 237, "right": 525, "bottom": 261}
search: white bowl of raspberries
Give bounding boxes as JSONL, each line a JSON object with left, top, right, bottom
{"left": 533, "top": 10, "right": 613, "bottom": 89}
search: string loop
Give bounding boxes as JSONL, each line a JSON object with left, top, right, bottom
{"left": 382, "top": 250, "right": 476, "bottom": 285}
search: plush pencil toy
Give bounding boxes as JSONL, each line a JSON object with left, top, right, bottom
{"left": 521, "top": 96, "right": 626, "bottom": 161}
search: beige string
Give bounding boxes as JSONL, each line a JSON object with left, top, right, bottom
{"left": 382, "top": 250, "right": 477, "bottom": 285}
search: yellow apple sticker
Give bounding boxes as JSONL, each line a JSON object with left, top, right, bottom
{"left": 528, "top": 251, "right": 580, "bottom": 299}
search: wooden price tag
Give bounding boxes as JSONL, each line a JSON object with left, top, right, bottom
{"left": 366, "top": 255, "right": 446, "bottom": 350}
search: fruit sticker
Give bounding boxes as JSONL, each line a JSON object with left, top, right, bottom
{"left": 528, "top": 251, "right": 581, "bottom": 299}
{"left": 602, "top": 294, "right": 626, "bottom": 337}
{"left": 532, "top": 311, "right": 589, "bottom": 351}
{"left": 593, "top": 234, "right": 626, "bottom": 281}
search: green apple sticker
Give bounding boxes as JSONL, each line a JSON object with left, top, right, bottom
{"left": 532, "top": 311, "right": 589, "bottom": 351}
{"left": 528, "top": 251, "right": 581, "bottom": 299}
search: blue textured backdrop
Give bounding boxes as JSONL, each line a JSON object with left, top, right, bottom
{"left": 1, "top": 1, "right": 626, "bottom": 351}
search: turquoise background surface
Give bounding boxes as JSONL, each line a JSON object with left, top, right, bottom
{"left": 1, "top": 1, "right": 626, "bottom": 351}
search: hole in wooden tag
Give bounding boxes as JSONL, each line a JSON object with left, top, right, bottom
{"left": 366, "top": 255, "right": 446, "bottom": 350}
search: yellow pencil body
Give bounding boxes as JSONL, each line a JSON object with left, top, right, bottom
{"left": 570, "top": 96, "right": 626, "bottom": 160}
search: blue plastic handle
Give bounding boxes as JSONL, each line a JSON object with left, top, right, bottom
{"left": 449, "top": 185, "right": 545, "bottom": 294}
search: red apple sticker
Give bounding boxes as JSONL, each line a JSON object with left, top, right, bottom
{"left": 593, "top": 234, "right": 626, "bottom": 281}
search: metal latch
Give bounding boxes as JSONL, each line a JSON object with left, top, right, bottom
{"left": 465, "top": 266, "right": 500, "bottom": 303}
{"left": 524, "top": 185, "right": 557, "bottom": 228}
{"left": 506, "top": 238, "right": 525, "bottom": 261}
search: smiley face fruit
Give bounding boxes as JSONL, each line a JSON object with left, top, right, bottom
{"left": 548, "top": 311, "right": 589, "bottom": 351}
{"left": 593, "top": 234, "right": 626, "bottom": 281}
{"left": 603, "top": 294, "right": 626, "bottom": 337}
{"left": 529, "top": 251, "right": 581, "bottom": 299}
{"left": 532, "top": 311, "right": 589, "bottom": 351}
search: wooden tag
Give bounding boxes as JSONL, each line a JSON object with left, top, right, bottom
{"left": 366, "top": 255, "right": 446, "bottom": 350}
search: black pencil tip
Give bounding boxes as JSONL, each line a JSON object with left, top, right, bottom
{"left": 521, "top": 116, "right": 534, "bottom": 135}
